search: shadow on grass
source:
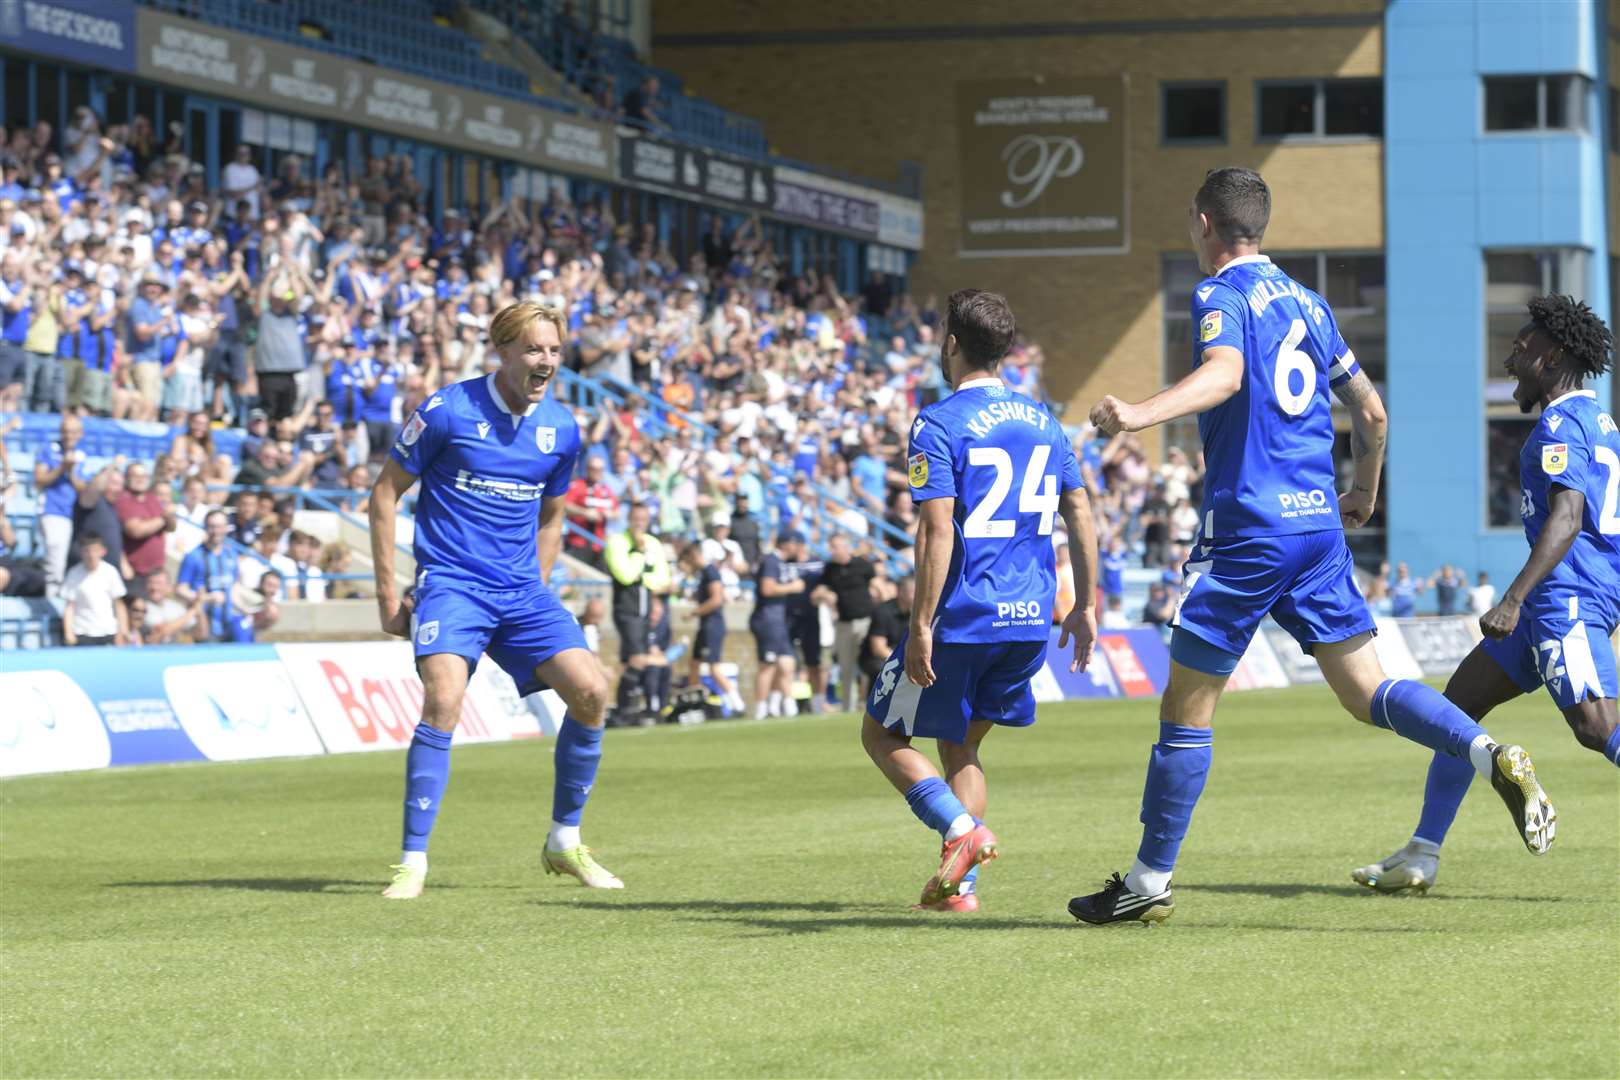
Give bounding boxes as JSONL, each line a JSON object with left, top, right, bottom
{"left": 1188, "top": 882, "right": 1570, "bottom": 904}
{"left": 555, "top": 899, "right": 879, "bottom": 915}
{"left": 104, "top": 878, "right": 434, "bottom": 894}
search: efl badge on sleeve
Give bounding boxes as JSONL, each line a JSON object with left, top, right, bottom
{"left": 1199, "top": 311, "right": 1222, "bottom": 343}
{"left": 400, "top": 413, "right": 427, "bottom": 447}
{"left": 1542, "top": 443, "right": 1569, "bottom": 476}
{"left": 908, "top": 452, "right": 928, "bottom": 488}
{"left": 536, "top": 426, "right": 556, "bottom": 453}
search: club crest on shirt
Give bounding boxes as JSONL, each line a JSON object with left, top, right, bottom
{"left": 908, "top": 452, "right": 928, "bottom": 488}
{"left": 536, "top": 426, "right": 556, "bottom": 453}
{"left": 400, "top": 412, "right": 427, "bottom": 447}
{"left": 1199, "top": 311, "right": 1222, "bottom": 343}
{"left": 1542, "top": 443, "right": 1568, "bottom": 476}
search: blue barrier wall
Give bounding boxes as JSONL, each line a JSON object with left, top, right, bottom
{"left": 1386, "top": 0, "right": 1613, "bottom": 585}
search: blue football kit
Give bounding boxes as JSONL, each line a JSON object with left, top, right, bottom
{"left": 1169, "top": 254, "right": 1375, "bottom": 668}
{"left": 866, "top": 376, "right": 1082, "bottom": 743}
{"left": 1481, "top": 389, "right": 1619, "bottom": 708}
{"left": 750, "top": 552, "right": 800, "bottom": 662}
{"left": 390, "top": 373, "right": 586, "bottom": 690}
{"left": 694, "top": 563, "right": 726, "bottom": 662}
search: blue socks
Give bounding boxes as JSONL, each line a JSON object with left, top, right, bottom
{"left": 551, "top": 715, "right": 603, "bottom": 828}
{"left": 1412, "top": 751, "right": 1476, "bottom": 846}
{"left": 402, "top": 724, "right": 454, "bottom": 853}
{"left": 1135, "top": 723, "right": 1214, "bottom": 874}
{"left": 903, "top": 777, "right": 970, "bottom": 836}
{"left": 1605, "top": 726, "right": 1620, "bottom": 767}
{"left": 1371, "top": 679, "right": 1488, "bottom": 760}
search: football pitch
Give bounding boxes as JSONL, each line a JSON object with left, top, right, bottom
{"left": 2, "top": 685, "right": 1616, "bottom": 1079}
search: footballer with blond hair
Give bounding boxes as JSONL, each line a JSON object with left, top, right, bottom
{"left": 369, "top": 301, "right": 620, "bottom": 899}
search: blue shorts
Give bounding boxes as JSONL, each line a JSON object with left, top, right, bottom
{"left": 1173, "top": 529, "right": 1375, "bottom": 671}
{"left": 1480, "top": 591, "right": 1617, "bottom": 709}
{"left": 866, "top": 635, "right": 1047, "bottom": 744}
{"left": 751, "top": 615, "right": 793, "bottom": 663}
{"left": 697, "top": 617, "right": 725, "bottom": 663}
{"left": 412, "top": 576, "right": 586, "bottom": 693}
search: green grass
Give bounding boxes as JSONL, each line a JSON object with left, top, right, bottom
{"left": 2, "top": 686, "right": 1616, "bottom": 1078}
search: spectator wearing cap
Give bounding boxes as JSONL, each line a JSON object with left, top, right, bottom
{"left": 240, "top": 407, "right": 271, "bottom": 461}
{"left": 700, "top": 510, "right": 749, "bottom": 599}
{"left": 126, "top": 270, "right": 172, "bottom": 418}
{"left": 0, "top": 250, "right": 33, "bottom": 411}
{"left": 253, "top": 264, "right": 310, "bottom": 423}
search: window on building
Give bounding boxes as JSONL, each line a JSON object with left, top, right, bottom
{"left": 1162, "top": 82, "right": 1225, "bottom": 144}
{"left": 1484, "top": 74, "right": 1589, "bottom": 133}
{"left": 1257, "top": 79, "right": 1383, "bottom": 140}
{"left": 1484, "top": 248, "right": 1588, "bottom": 526}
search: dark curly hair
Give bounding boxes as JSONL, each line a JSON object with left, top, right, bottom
{"left": 1527, "top": 294, "right": 1612, "bottom": 378}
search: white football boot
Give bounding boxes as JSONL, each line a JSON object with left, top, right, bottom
{"left": 1351, "top": 841, "right": 1439, "bottom": 894}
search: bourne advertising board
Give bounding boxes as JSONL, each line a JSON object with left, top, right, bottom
{"left": 134, "top": 9, "right": 613, "bottom": 179}
{"left": 956, "top": 77, "right": 1128, "bottom": 256}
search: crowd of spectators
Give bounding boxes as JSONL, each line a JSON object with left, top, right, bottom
{"left": 0, "top": 106, "right": 1055, "bottom": 650}
{"left": 0, "top": 107, "right": 1480, "bottom": 669}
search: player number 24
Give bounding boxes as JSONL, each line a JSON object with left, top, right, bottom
{"left": 963, "top": 445, "right": 1059, "bottom": 538}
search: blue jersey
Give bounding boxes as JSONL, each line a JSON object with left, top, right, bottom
{"left": 1191, "top": 254, "right": 1360, "bottom": 538}
{"left": 752, "top": 553, "right": 797, "bottom": 623}
{"left": 1101, "top": 550, "right": 1127, "bottom": 596}
{"left": 906, "top": 377, "right": 1082, "bottom": 643}
{"left": 391, "top": 374, "right": 581, "bottom": 591}
{"left": 1518, "top": 389, "right": 1620, "bottom": 629}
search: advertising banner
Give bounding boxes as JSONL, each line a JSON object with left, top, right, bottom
{"left": 956, "top": 77, "right": 1128, "bottom": 256}
{"left": 1041, "top": 625, "right": 1123, "bottom": 699}
{"left": 134, "top": 9, "right": 614, "bottom": 179}
{"left": 1228, "top": 633, "right": 1291, "bottom": 691}
{"left": 0, "top": 645, "right": 321, "bottom": 777}
{"left": 0, "top": 0, "right": 136, "bottom": 73}
{"left": 618, "top": 131, "right": 775, "bottom": 214}
{"left": 1262, "top": 624, "right": 1326, "bottom": 685}
{"left": 1397, "top": 617, "right": 1478, "bottom": 677}
{"left": 1372, "top": 617, "right": 1425, "bottom": 681}
{"left": 275, "top": 642, "right": 541, "bottom": 754}
{"left": 0, "top": 668, "right": 112, "bottom": 777}
{"left": 1096, "top": 630, "right": 1170, "bottom": 698}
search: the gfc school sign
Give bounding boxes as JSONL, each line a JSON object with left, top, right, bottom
{"left": 956, "top": 76, "right": 1128, "bottom": 257}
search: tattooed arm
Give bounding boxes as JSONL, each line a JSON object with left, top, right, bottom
{"left": 1334, "top": 370, "right": 1387, "bottom": 528}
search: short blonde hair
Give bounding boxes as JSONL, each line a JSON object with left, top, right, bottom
{"left": 489, "top": 301, "right": 567, "bottom": 350}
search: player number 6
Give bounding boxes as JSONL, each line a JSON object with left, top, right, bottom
{"left": 1274, "top": 317, "right": 1316, "bottom": 417}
